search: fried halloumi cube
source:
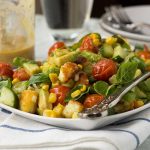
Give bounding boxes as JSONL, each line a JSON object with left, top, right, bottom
{"left": 58, "top": 62, "right": 79, "bottom": 83}
{"left": 62, "top": 100, "right": 84, "bottom": 118}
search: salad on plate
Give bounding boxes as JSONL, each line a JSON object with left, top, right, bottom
{"left": 0, "top": 33, "right": 150, "bottom": 119}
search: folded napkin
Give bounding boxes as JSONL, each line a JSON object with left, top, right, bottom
{"left": 0, "top": 108, "right": 150, "bottom": 150}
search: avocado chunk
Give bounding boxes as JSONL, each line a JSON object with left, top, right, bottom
{"left": 0, "top": 87, "right": 19, "bottom": 108}
{"left": 23, "top": 63, "right": 40, "bottom": 75}
{"left": 54, "top": 51, "right": 80, "bottom": 67}
{"left": 113, "top": 35, "right": 131, "bottom": 50}
{"left": 80, "top": 51, "right": 101, "bottom": 63}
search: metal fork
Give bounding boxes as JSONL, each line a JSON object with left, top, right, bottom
{"left": 79, "top": 72, "right": 150, "bottom": 119}
{"left": 110, "top": 5, "right": 150, "bottom": 30}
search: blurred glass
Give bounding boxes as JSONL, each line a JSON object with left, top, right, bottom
{"left": 41, "top": 0, "right": 93, "bottom": 41}
{"left": 0, "top": 0, "right": 35, "bottom": 63}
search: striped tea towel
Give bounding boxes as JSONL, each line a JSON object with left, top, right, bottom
{"left": 0, "top": 108, "right": 150, "bottom": 150}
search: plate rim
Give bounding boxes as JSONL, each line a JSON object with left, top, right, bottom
{"left": 100, "top": 5, "right": 150, "bottom": 42}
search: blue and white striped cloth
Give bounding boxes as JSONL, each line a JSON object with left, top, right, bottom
{"left": 0, "top": 108, "right": 150, "bottom": 150}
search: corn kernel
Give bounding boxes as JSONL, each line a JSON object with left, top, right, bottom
{"left": 42, "top": 85, "right": 49, "bottom": 91}
{"left": 90, "top": 33, "right": 98, "bottom": 39}
{"left": 72, "top": 112, "right": 79, "bottom": 119}
{"left": 49, "top": 93, "right": 57, "bottom": 103}
{"left": 49, "top": 73, "right": 58, "bottom": 83}
{"left": 80, "top": 85, "right": 86, "bottom": 92}
{"left": 12, "top": 78, "right": 20, "bottom": 85}
{"left": 78, "top": 64, "right": 83, "bottom": 70}
{"left": 43, "top": 109, "right": 57, "bottom": 118}
{"left": 53, "top": 103, "right": 64, "bottom": 117}
{"left": 71, "top": 90, "right": 81, "bottom": 98}
{"left": 106, "top": 37, "right": 117, "bottom": 45}
{"left": 40, "top": 66, "right": 43, "bottom": 69}
{"left": 93, "top": 39, "right": 101, "bottom": 47}
{"left": 134, "top": 100, "right": 144, "bottom": 108}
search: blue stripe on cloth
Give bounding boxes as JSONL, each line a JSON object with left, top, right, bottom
{"left": 0, "top": 108, "right": 11, "bottom": 114}
{"left": 108, "top": 129, "right": 140, "bottom": 149}
{"left": 112, "top": 118, "right": 150, "bottom": 126}
{"left": 0, "top": 124, "right": 71, "bottom": 132}
{"left": 0, "top": 124, "right": 140, "bottom": 149}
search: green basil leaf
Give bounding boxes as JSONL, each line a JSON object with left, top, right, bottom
{"left": 29, "top": 73, "right": 50, "bottom": 85}
{"left": 93, "top": 81, "right": 109, "bottom": 95}
{"left": 65, "top": 84, "right": 90, "bottom": 102}
{"left": 116, "top": 61, "right": 138, "bottom": 84}
{"left": 13, "top": 57, "right": 36, "bottom": 67}
{"left": 106, "top": 84, "right": 119, "bottom": 96}
{"left": 130, "top": 56, "right": 146, "bottom": 72}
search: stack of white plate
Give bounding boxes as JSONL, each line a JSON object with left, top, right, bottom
{"left": 100, "top": 5, "right": 150, "bottom": 46}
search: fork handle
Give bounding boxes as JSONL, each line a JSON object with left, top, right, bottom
{"left": 79, "top": 72, "right": 150, "bottom": 119}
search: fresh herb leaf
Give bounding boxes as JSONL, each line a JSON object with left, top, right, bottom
{"left": 116, "top": 61, "right": 138, "bottom": 84}
{"left": 130, "top": 56, "right": 146, "bottom": 72}
{"left": 13, "top": 57, "right": 36, "bottom": 67}
{"left": 65, "top": 84, "right": 90, "bottom": 102}
{"left": 106, "top": 84, "right": 119, "bottom": 96}
{"left": 29, "top": 73, "right": 50, "bottom": 85}
{"left": 93, "top": 81, "right": 109, "bottom": 95}
{"left": 135, "top": 44, "right": 144, "bottom": 50}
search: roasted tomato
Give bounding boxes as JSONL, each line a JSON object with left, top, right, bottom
{"left": 0, "top": 63, "right": 13, "bottom": 78}
{"left": 13, "top": 68, "right": 30, "bottom": 81}
{"left": 136, "top": 45, "right": 150, "bottom": 60}
{"left": 48, "top": 41, "right": 65, "bottom": 55}
{"left": 137, "top": 51, "right": 150, "bottom": 60}
{"left": 83, "top": 94, "right": 104, "bottom": 108}
{"left": 50, "top": 85, "right": 70, "bottom": 106}
{"left": 92, "top": 59, "right": 117, "bottom": 81}
{"left": 80, "top": 36, "right": 98, "bottom": 53}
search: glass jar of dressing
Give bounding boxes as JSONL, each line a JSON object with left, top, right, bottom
{"left": 0, "top": 0, "right": 35, "bottom": 64}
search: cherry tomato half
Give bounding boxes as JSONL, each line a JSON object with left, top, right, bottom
{"left": 137, "top": 51, "right": 150, "bottom": 60}
{"left": 13, "top": 68, "right": 30, "bottom": 81}
{"left": 92, "top": 59, "right": 117, "bottom": 81}
{"left": 50, "top": 85, "right": 70, "bottom": 106}
{"left": 80, "top": 36, "right": 98, "bottom": 53}
{"left": 48, "top": 41, "right": 65, "bottom": 55}
{"left": 83, "top": 94, "right": 104, "bottom": 108}
{"left": 0, "top": 63, "right": 13, "bottom": 78}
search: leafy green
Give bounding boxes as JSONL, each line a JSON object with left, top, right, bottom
{"left": 135, "top": 44, "right": 144, "bottom": 50}
{"left": 65, "top": 84, "right": 90, "bottom": 102}
{"left": 130, "top": 56, "right": 146, "bottom": 72}
{"left": 13, "top": 57, "right": 36, "bottom": 67}
{"left": 106, "top": 84, "right": 119, "bottom": 96}
{"left": 0, "top": 79, "right": 12, "bottom": 89}
{"left": 93, "top": 81, "right": 109, "bottom": 95}
{"left": 29, "top": 73, "right": 50, "bottom": 85}
{"left": 138, "top": 77, "right": 150, "bottom": 92}
{"left": 116, "top": 61, "right": 138, "bottom": 84}
{"left": 122, "top": 91, "right": 136, "bottom": 103}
